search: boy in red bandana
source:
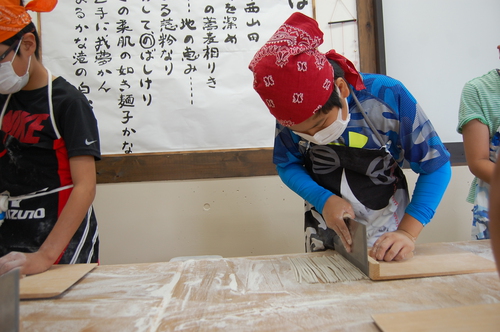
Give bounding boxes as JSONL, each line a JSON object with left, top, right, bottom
{"left": 249, "top": 12, "right": 451, "bottom": 261}
{"left": 0, "top": 0, "right": 100, "bottom": 276}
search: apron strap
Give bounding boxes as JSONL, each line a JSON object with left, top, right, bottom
{"left": 0, "top": 184, "right": 74, "bottom": 213}
{"left": 46, "top": 69, "right": 61, "bottom": 139}
{"left": 350, "top": 87, "right": 386, "bottom": 148}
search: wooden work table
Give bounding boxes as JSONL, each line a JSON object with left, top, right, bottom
{"left": 20, "top": 241, "right": 500, "bottom": 331}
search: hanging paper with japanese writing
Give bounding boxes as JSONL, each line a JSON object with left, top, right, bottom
{"left": 41, "top": 0, "right": 312, "bottom": 154}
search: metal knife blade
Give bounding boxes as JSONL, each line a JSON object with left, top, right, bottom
{"left": 0, "top": 268, "right": 20, "bottom": 332}
{"left": 333, "top": 218, "right": 369, "bottom": 276}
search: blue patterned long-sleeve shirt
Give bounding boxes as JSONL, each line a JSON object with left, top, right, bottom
{"left": 273, "top": 73, "right": 451, "bottom": 225}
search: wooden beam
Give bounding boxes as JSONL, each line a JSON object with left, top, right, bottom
{"left": 96, "top": 143, "right": 466, "bottom": 184}
{"left": 356, "top": 0, "right": 378, "bottom": 73}
{"left": 96, "top": 148, "right": 277, "bottom": 183}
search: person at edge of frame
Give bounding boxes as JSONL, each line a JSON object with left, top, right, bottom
{"left": 488, "top": 139, "right": 500, "bottom": 278}
{"left": 457, "top": 44, "right": 500, "bottom": 240}
{"left": 0, "top": 0, "right": 101, "bottom": 276}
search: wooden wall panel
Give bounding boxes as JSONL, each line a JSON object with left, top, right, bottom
{"left": 96, "top": 143, "right": 465, "bottom": 183}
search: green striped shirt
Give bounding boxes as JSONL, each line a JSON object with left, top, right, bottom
{"left": 457, "top": 69, "right": 500, "bottom": 203}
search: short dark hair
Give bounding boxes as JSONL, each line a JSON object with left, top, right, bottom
{"left": 1, "top": 22, "right": 40, "bottom": 59}
{"left": 319, "top": 59, "right": 346, "bottom": 114}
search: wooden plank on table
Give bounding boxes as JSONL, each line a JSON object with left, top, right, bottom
{"left": 369, "top": 242, "right": 497, "bottom": 280}
{"left": 372, "top": 302, "right": 500, "bottom": 332}
{"left": 20, "top": 263, "right": 97, "bottom": 300}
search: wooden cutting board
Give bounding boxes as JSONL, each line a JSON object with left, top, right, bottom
{"left": 20, "top": 263, "right": 97, "bottom": 300}
{"left": 372, "top": 302, "right": 500, "bottom": 332}
{"left": 368, "top": 242, "right": 497, "bottom": 280}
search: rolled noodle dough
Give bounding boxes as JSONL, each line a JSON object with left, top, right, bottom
{"left": 288, "top": 253, "right": 367, "bottom": 283}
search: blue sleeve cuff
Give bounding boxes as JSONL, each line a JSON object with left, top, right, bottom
{"left": 405, "top": 161, "right": 452, "bottom": 225}
{"left": 276, "top": 163, "right": 334, "bottom": 214}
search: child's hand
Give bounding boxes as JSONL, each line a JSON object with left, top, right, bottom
{"left": 322, "top": 195, "right": 355, "bottom": 252}
{"left": 369, "top": 230, "right": 416, "bottom": 261}
{"left": 0, "top": 251, "right": 27, "bottom": 276}
{"left": 0, "top": 251, "right": 53, "bottom": 276}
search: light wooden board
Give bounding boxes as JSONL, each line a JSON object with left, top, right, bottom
{"left": 20, "top": 263, "right": 97, "bottom": 299}
{"left": 372, "top": 302, "right": 500, "bottom": 332}
{"left": 368, "top": 242, "right": 497, "bottom": 280}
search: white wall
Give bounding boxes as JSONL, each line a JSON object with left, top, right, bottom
{"left": 382, "top": 0, "right": 500, "bottom": 143}
{"left": 94, "top": 175, "right": 304, "bottom": 264}
{"left": 94, "top": 166, "right": 474, "bottom": 265}
{"left": 92, "top": 0, "right": 482, "bottom": 265}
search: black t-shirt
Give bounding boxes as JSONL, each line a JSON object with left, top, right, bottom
{"left": 0, "top": 77, "right": 100, "bottom": 263}
{"left": 0, "top": 76, "right": 100, "bottom": 196}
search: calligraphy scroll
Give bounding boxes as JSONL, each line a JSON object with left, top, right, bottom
{"left": 40, "top": 1, "right": 313, "bottom": 155}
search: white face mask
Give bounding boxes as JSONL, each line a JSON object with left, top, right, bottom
{"left": 293, "top": 98, "right": 350, "bottom": 145}
{"left": 0, "top": 40, "right": 31, "bottom": 95}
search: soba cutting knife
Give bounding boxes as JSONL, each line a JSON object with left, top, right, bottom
{"left": 333, "top": 217, "right": 369, "bottom": 276}
{"left": 0, "top": 268, "right": 20, "bottom": 332}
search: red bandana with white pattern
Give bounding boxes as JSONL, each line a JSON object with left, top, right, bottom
{"left": 249, "top": 12, "right": 365, "bottom": 127}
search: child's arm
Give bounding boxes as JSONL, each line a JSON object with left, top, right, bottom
{"left": 462, "top": 119, "right": 495, "bottom": 184}
{"left": 370, "top": 162, "right": 451, "bottom": 261}
{"left": 0, "top": 155, "right": 97, "bottom": 276}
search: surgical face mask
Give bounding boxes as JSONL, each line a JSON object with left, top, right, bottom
{"left": 293, "top": 98, "right": 350, "bottom": 145}
{"left": 0, "top": 40, "right": 31, "bottom": 95}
